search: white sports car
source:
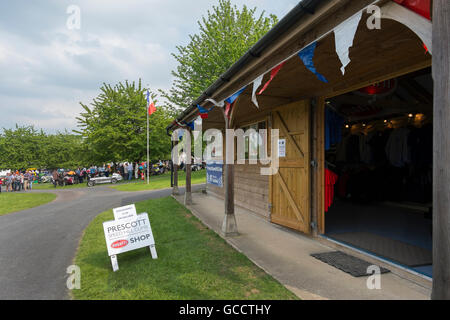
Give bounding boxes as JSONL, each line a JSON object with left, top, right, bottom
{"left": 87, "top": 173, "right": 123, "bottom": 187}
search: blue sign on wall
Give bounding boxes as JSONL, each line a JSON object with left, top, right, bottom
{"left": 206, "top": 161, "right": 223, "bottom": 188}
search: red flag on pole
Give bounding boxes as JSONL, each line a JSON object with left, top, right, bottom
{"left": 146, "top": 90, "right": 157, "bottom": 116}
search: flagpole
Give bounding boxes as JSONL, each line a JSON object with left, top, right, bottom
{"left": 147, "top": 92, "right": 150, "bottom": 185}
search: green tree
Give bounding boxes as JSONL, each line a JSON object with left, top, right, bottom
{"left": 161, "top": 0, "right": 278, "bottom": 110}
{"left": 75, "top": 80, "right": 172, "bottom": 164}
{"left": 0, "top": 125, "right": 45, "bottom": 170}
{"left": 0, "top": 125, "right": 84, "bottom": 170}
{"left": 42, "top": 132, "right": 84, "bottom": 169}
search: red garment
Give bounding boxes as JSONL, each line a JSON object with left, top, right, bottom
{"left": 393, "top": 0, "right": 431, "bottom": 20}
{"left": 325, "top": 169, "right": 338, "bottom": 212}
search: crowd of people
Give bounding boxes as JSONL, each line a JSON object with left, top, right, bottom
{"left": 0, "top": 160, "right": 170, "bottom": 192}
{"left": 0, "top": 170, "right": 39, "bottom": 193}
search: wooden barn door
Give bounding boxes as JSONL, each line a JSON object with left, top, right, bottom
{"left": 270, "top": 100, "right": 311, "bottom": 234}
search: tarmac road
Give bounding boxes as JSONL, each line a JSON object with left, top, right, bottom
{"left": 0, "top": 184, "right": 205, "bottom": 300}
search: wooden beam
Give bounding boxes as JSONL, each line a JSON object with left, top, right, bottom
{"left": 172, "top": 164, "right": 179, "bottom": 195}
{"left": 432, "top": 0, "right": 450, "bottom": 301}
{"left": 221, "top": 112, "right": 239, "bottom": 237}
{"left": 184, "top": 128, "right": 192, "bottom": 205}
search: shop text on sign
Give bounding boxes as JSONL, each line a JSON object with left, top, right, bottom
{"left": 103, "top": 204, "right": 157, "bottom": 271}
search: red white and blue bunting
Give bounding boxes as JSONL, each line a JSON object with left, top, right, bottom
{"left": 196, "top": 1, "right": 432, "bottom": 118}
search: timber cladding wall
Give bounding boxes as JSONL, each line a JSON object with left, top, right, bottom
{"left": 207, "top": 163, "right": 270, "bottom": 219}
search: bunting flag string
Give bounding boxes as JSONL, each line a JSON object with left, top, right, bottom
{"left": 224, "top": 86, "right": 246, "bottom": 118}
{"left": 258, "top": 62, "right": 285, "bottom": 95}
{"left": 192, "top": 2, "right": 403, "bottom": 118}
{"left": 197, "top": 105, "right": 214, "bottom": 119}
{"left": 334, "top": 11, "right": 362, "bottom": 75}
{"left": 205, "top": 98, "right": 225, "bottom": 108}
{"left": 251, "top": 74, "right": 264, "bottom": 109}
{"left": 185, "top": 121, "right": 195, "bottom": 131}
{"left": 298, "top": 42, "right": 328, "bottom": 83}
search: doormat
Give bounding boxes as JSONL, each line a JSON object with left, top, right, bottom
{"left": 311, "top": 251, "right": 390, "bottom": 277}
{"left": 327, "top": 232, "right": 432, "bottom": 267}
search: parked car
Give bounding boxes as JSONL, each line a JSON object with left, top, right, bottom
{"left": 87, "top": 173, "right": 123, "bottom": 187}
{"left": 183, "top": 163, "right": 203, "bottom": 172}
{"left": 40, "top": 174, "right": 53, "bottom": 183}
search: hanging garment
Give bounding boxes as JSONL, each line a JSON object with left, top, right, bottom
{"left": 336, "top": 134, "right": 360, "bottom": 163}
{"left": 325, "top": 168, "right": 339, "bottom": 212}
{"left": 359, "top": 131, "right": 377, "bottom": 165}
{"left": 367, "top": 129, "right": 391, "bottom": 165}
{"left": 385, "top": 127, "right": 411, "bottom": 167}
{"left": 325, "top": 108, "right": 345, "bottom": 150}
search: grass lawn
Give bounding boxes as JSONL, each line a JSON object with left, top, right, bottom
{"left": 110, "top": 170, "right": 206, "bottom": 192}
{"left": 73, "top": 196, "right": 298, "bottom": 300}
{"left": 0, "top": 192, "right": 57, "bottom": 216}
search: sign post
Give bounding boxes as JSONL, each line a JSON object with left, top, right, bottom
{"left": 103, "top": 204, "right": 157, "bottom": 272}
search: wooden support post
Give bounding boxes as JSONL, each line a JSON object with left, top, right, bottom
{"left": 221, "top": 115, "right": 238, "bottom": 237}
{"left": 432, "top": 0, "right": 450, "bottom": 300}
{"left": 184, "top": 129, "right": 192, "bottom": 205}
{"left": 310, "top": 98, "right": 318, "bottom": 237}
{"left": 172, "top": 164, "right": 180, "bottom": 196}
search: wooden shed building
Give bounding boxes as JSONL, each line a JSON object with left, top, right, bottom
{"left": 167, "top": 0, "right": 449, "bottom": 299}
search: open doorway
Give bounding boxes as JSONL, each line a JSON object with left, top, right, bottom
{"left": 323, "top": 67, "right": 433, "bottom": 278}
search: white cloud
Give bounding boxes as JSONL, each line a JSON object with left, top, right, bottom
{"left": 0, "top": 0, "right": 299, "bottom": 132}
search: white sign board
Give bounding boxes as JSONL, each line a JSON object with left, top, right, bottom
{"left": 103, "top": 212, "right": 157, "bottom": 271}
{"left": 278, "top": 139, "right": 286, "bottom": 158}
{"left": 113, "top": 204, "right": 138, "bottom": 221}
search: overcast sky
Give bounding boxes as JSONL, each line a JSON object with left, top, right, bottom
{"left": 0, "top": 0, "right": 299, "bottom": 133}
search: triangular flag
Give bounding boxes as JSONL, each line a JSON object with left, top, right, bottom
{"left": 258, "top": 62, "right": 285, "bottom": 95}
{"left": 205, "top": 98, "right": 225, "bottom": 108}
{"left": 334, "top": 11, "right": 362, "bottom": 75}
{"left": 186, "top": 121, "right": 195, "bottom": 131}
{"left": 298, "top": 42, "right": 328, "bottom": 83}
{"left": 251, "top": 74, "right": 264, "bottom": 109}
{"left": 224, "top": 87, "right": 246, "bottom": 118}
{"left": 197, "top": 105, "right": 213, "bottom": 114}
{"left": 146, "top": 90, "right": 157, "bottom": 116}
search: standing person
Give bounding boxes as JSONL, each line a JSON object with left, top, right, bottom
{"left": 127, "top": 162, "right": 133, "bottom": 181}
{"left": 81, "top": 167, "right": 87, "bottom": 183}
{"left": 52, "top": 170, "right": 59, "bottom": 188}
{"left": 0, "top": 176, "right": 2, "bottom": 193}
{"left": 20, "top": 173, "right": 24, "bottom": 191}
{"left": 23, "top": 171, "right": 29, "bottom": 191}
{"left": 5, "top": 173, "right": 12, "bottom": 192}
{"left": 75, "top": 168, "right": 81, "bottom": 184}
{"left": 124, "top": 163, "right": 129, "bottom": 180}
{"left": 119, "top": 163, "right": 125, "bottom": 180}
{"left": 29, "top": 172, "right": 35, "bottom": 190}
{"left": 13, "top": 172, "right": 19, "bottom": 191}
